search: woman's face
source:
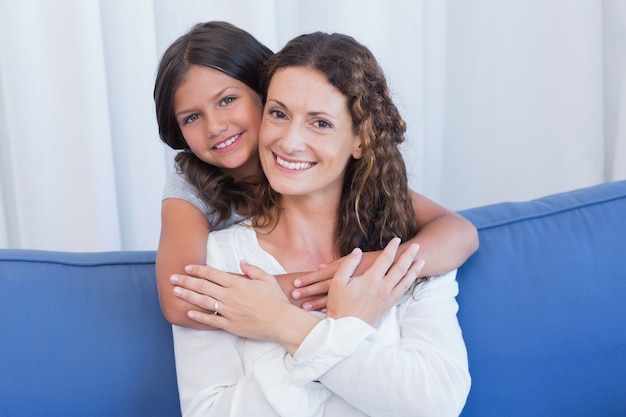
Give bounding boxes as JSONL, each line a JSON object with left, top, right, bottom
{"left": 173, "top": 65, "right": 263, "bottom": 180}
{"left": 259, "top": 66, "right": 362, "bottom": 201}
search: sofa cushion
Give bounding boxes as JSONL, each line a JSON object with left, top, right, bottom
{"left": 0, "top": 250, "right": 181, "bottom": 417}
{"left": 457, "top": 180, "right": 626, "bottom": 416}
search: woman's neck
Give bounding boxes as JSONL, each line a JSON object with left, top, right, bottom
{"left": 255, "top": 196, "right": 338, "bottom": 273}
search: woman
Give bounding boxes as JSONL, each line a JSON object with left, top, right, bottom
{"left": 172, "top": 32, "right": 470, "bottom": 417}
{"left": 154, "top": 21, "right": 478, "bottom": 329}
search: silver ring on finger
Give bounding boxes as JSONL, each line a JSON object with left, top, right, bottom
{"left": 213, "top": 300, "right": 219, "bottom": 315}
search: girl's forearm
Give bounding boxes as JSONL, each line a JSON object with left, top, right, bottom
{"left": 355, "top": 213, "right": 478, "bottom": 278}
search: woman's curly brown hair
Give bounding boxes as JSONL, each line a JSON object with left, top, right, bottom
{"left": 255, "top": 32, "right": 417, "bottom": 256}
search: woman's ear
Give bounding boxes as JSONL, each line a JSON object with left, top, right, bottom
{"left": 352, "top": 141, "right": 363, "bottom": 159}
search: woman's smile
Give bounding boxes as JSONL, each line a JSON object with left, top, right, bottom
{"left": 274, "top": 153, "right": 316, "bottom": 171}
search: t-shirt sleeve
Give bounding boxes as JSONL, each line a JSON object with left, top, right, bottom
{"left": 162, "top": 169, "right": 214, "bottom": 222}
{"left": 161, "top": 168, "right": 245, "bottom": 231}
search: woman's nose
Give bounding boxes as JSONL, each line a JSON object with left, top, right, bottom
{"left": 278, "top": 122, "right": 306, "bottom": 154}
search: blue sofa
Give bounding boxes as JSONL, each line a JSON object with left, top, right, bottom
{"left": 1, "top": 180, "right": 625, "bottom": 417}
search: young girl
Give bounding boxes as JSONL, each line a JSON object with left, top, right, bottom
{"left": 172, "top": 31, "right": 470, "bottom": 416}
{"left": 154, "top": 21, "right": 478, "bottom": 329}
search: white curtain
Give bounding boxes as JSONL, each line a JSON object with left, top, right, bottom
{"left": 0, "top": 0, "right": 624, "bottom": 251}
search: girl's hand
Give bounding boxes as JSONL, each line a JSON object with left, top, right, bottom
{"left": 326, "top": 238, "right": 425, "bottom": 326}
{"left": 291, "top": 263, "right": 338, "bottom": 312}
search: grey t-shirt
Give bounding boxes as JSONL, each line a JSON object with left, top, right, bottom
{"left": 162, "top": 169, "right": 244, "bottom": 231}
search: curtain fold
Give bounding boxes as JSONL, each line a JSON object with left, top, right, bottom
{"left": 0, "top": 0, "right": 624, "bottom": 251}
{"left": 603, "top": 0, "right": 626, "bottom": 181}
{"left": 1, "top": 1, "right": 124, "bottom": 250}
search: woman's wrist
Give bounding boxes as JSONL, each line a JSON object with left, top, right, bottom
{"left": 274, "top": 304, "right": 321, "bottom": 355}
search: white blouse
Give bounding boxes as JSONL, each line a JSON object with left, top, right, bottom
{"left": 173, "top": 223, "right": 470, "bottom": 417}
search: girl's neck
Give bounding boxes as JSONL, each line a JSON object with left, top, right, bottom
{"left": 224, "top": 153, "right": 260, "bottom": 182}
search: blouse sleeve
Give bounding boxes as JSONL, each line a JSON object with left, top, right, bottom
{"left": 290, "top": 270, "right": 471, "bottom": 417}
{"left": 173, "top": 326, "right": 329, "bottom": 417}
{"left": 172, "top": 227, "right": 330, "bottom": 417}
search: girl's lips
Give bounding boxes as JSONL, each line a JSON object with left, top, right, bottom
{"left": 213, "top": 133, "right": 241, "bottom": 150}
{"left": 274, "top": 153, "right": 316, "bottom": 171}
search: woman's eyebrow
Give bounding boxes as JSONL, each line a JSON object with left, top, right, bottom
{"left": 266, "top": 98, "right": 336, "bottom": 119}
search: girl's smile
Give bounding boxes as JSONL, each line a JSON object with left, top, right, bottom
{"left": 213, "top": 133, "right": 241, "bottom": 151}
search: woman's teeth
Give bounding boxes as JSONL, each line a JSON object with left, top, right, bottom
{"left": 276, "top": 155, "right": 314, "bottom": 170}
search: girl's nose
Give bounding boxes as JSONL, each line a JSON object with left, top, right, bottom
{"left": 206, "top": 113, "right": 227, "bottom": 137}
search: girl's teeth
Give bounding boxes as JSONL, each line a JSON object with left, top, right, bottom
{"left": 214, "top": 134, "right": 239, "bottom": 149}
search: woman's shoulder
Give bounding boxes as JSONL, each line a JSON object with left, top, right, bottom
{"left": 208, "top": 221, "right": 286, "bottom": 275}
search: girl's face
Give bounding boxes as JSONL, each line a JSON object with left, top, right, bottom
{"left": 259, "top": 66, "right": 362, "bottom": 202}
{"left": 173, "top": 65, "right": 263, "bottom": 179}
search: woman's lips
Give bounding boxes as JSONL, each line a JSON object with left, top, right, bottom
{"left": 274, "top": 153, "right": 315, "bottom": 171}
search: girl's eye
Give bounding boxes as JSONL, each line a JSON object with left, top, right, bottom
{"left": 313, "top": 119, "right": 332, "bottom": 129}
{"left": 220, "top": 96, "right": 236, "bottom": 106}
{"left": 183, "top": 114, "right": 200, "bottom": 125}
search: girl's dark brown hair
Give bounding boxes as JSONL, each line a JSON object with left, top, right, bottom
{"left": 256, "top": 32, "right": 418, "bottom": 255}
{"left": 153, "top": 21, "right": 273, "bottom": 224}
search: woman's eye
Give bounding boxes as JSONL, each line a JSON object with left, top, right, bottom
{"left": 220, "top": 96, "right": 236, "bottom": 106}
{"left": 313, "top": 119, "right": 332, "bottom": 129}
{"left": 268, "top": 109, "right": 287, "bottom": 119}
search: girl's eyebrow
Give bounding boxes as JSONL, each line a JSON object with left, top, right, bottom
{"left": 174, "top": 107, "right": 196, "bottom": 119}
{"left": 175, "top": 86, "right": 238, "bottom": 118}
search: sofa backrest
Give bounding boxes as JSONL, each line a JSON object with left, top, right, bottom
{"left": 1, "top": 180, "right": 625, "bottom": 417}
{"left": 0, "top": 250, "right": 181, "bottom": 417}
{"left": 457, "top": 180, "right": 626, "bottom": 417}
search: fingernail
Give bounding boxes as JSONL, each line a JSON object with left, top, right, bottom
{"left": 173, "top": 286, "right": 182, "bottom": 295}
{"left": 292, "top": 290, "right": 301, "bottom": 300}
{"left": 184, "top": 265, "right": 192, "bottom": 273}
{"left": 170, "top": 275, "right": 179, "bottom": 283}
{"left": 294, "top": 279, "right": 302, "bottom": 288}
{"left": 302, "top": 303, "right": 312, "bottom": 311}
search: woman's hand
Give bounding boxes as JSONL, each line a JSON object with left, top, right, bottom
{"left": 326, "top": 238, "right": 425, "bottom": 326}
{"left": 172, "top": 263, "right": 319, "bottom": 351}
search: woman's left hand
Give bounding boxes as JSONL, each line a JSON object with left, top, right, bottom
{"left": 172, "top": 263, "right": 317, "bottom": 345}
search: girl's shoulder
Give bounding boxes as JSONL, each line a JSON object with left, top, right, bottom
{"left": 397, "top": 270, "right": 459, "bottom": 310}
{"left": 163, "top": 169, "right": 245, "bottom": 228}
